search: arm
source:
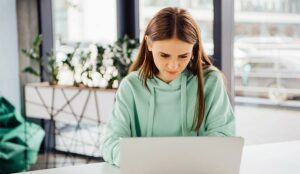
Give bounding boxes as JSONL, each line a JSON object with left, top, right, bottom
{"left": 203, "top": 70, "right": 235, "bottom": 136}
{"left": 100, "top": 79, "right": 134, "bottom": 166}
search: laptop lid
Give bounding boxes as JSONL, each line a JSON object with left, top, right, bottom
{"left": 120, "top": 137, "right": 244, "bottom": 174}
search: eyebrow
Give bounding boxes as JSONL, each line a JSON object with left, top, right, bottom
{"left": 159, "top": 52, "right": 190, "bottom": 56}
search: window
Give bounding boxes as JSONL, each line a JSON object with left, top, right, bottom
{"left": 52, "top": 0, "right": 117, "bottom": 50}
{"left": 234, "top": 0, "right": 300, "bottom": 103}
{"left": 234, "top": 0, "right": 300, "bottom": 146}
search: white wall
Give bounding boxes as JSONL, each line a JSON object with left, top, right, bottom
{"left": 0, "top": 0, "right": 21, "bottom": 111}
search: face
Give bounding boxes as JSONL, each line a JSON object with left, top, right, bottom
{"left": 146, "top": 36, "right": 194, "bottom": 83}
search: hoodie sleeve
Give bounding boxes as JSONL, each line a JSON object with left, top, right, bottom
{"left": 202, "top": 70, "right": 235, "bottom": 136}
{"left": 100, "top": 79, "right": 133, "bottom": 167}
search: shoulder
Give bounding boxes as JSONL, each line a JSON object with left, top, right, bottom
{"left": 203, "top": 66, "right": 227, "bottom": 97}
{"left": 120, "top": 71, "right": 142, "bottom": 88}
{"left": 123, "top": 71, "right": 140, "bottom": 83}
{"left": 118, "top": 70, "right": 145, "bottom": 94}
{"left": 203, "top": 66, "right": 225, "bottom": 85}
{"left": 186, "top": 66, "right": 224, "bottom": 85}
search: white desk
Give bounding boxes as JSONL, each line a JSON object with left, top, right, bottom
{"left": 239, "top": 140, "right": 300, "bottom": 174}
{"left": 18, "top": 140, "right": 300, "bottom": 174}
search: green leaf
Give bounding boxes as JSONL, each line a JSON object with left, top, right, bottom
{"left": 21, "top": 48, "right": 27, "bottom": 54}
{"left": 97, "top": 45, "right": 105, "bottom": 55}
{"left": 23, "top": 67, "right": 40, "bottom": 76}
{"left": 33, "top": 35, "right": 42, "bottom": 47}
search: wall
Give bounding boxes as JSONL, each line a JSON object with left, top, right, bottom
{"left": 0, "top": 0, "right": 21, "bottom": 111}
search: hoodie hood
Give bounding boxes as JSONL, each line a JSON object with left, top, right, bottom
{"left": 145, "top": 70, "right": 190, "bottom": 136}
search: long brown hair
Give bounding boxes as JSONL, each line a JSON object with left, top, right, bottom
{"left": 129, "top": 7, "right": 213, "bottom": 131}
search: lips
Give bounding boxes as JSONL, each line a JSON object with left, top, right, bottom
{"left": 166, "top": 71, "right": 179, "bottom": 75}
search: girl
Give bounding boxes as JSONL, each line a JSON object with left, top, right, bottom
{"left": 101, "top": 7, "right": 235, "bottom": 166}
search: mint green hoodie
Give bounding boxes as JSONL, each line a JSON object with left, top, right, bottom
{"left": 101, "top": 67, "right": 235, "bottom": 166}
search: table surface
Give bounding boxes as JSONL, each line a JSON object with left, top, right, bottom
{"left": 17, "top": 140, "right": 300, "bottom": 174}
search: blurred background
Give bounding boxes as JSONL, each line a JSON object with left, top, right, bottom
{"left": 0, "top": 0, "right": 299, "bottom": 173}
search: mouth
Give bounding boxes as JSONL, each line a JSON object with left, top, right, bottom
{"left": 166, "top": 71, "right": 179, "bottom": 75}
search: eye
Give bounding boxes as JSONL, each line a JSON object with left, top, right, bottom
{"left": 160, "top": 53, "right": 170, "bottom": 58}
{"left": 179, "top": 55, "right": 188, "bottom": 59}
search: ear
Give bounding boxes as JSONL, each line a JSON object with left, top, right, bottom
{"left": 145, "top": 35, "right": 153, "bottom": 51}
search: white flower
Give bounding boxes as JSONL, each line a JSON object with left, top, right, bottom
{"left": 99, "top": 77, "right": 108, "bottom": 88}
{"left": 74, "top": 67, "right": 83, "bottom": 83}
{"left": 112, "top": 69, "right": 118, "bottom": 77}
{"left": 83, "top": 61, "right": 93, "bottom": 70}
{"left": 91, "top": 71, "right": 101, "bottom": 80}
{"left": 99, "top": 66, "right": 105, "bottom": 74}
{"left": 57, "top": 61, "right": 63, "bottom": 68}
{"left": 33, "top": 53, "right": 38, "bottom": 58}
{"left": 116, "top": 52, "right": 121, "bottom": 58}
{"left": 82, "top": 74, "right": 93, "bottom": 87}
{"left": 112, "top": 80, "right": 119, "bottom": 88}
{"left": 103, "top": 49, "right": 114, "bottom": 59}
{"left": 57, "top": 68, "right": 74, "bottom": 86}
{"left": 125, "top": 58, "right": 131, "bottom": 64}
{"left": 74, "top": 74, "right": 82, "bottom": 83}
{"left": 90, "top": 58, "right": 97, "bottom": 70}
{"left": 81, "top": 72, "right": 89, "bottom": 85}
{"left": 103, "top": 73, "right": 112, "bottom": 81}
{"left": 89, "top": 44, "right": 98, "bottom": 60}
{"left": 106, "top": 66, "right": 114, "bottom": 75}
{"left": 87, "top": 80, "right": 93, "bottom": 87}
{"left": 91, "top": 71, "right": 102, "bottom": 87}
{"left": 89, "top": 44, "right": 97, "bottom": 53}
{"left": 103, "top": 58, "right": 113, "bottom": 67}
{"left": 56, "top": 52, "right": 67, "bottom": 62}
{"left": 72, "top": 56, "right": 80, "bottom": 67}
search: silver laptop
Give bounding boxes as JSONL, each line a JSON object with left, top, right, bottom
{"left": 120, "top": 137, "right": 244, "bottom": 174}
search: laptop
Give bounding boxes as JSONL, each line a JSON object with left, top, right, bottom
{"left": 120, "top": 137, "right": 244, "bottom": 174}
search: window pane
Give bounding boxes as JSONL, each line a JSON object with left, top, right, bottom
{"left": 139, "top": 0, "right": 214, "bottom": 55}
{"left": 53, "top": 0, "right": 117, "bottom": 49}
{"left": 234, "top": 0, "right": 300, "bottom": 103}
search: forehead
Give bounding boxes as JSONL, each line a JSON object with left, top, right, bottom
{"left": 152, "top": 38, "right": 193, "bottom": 54}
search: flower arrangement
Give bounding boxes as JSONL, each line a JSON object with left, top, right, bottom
{"left": 22, "top": 35, "right": 139, "bottom": 89}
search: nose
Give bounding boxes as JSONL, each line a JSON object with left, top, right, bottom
{"left": 167, "top": 60, "right": 179, "bottom": 70}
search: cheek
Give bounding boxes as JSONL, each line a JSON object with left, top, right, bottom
{"left": 179, "top": 59, "right": 191, "bottom": 67}
{"left": 152, "top": 56, "right": 164, "bottom": 69}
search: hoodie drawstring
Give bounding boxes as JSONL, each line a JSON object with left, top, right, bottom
{"left": 146, "top": 86, "right": 155, "bottom": 137}
{"left": 180, "top": 75, "right": 187, "bottom": 136}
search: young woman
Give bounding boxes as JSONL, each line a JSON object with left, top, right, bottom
{"left": 101, "top": 7, "right": 235, "bottom": 166}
